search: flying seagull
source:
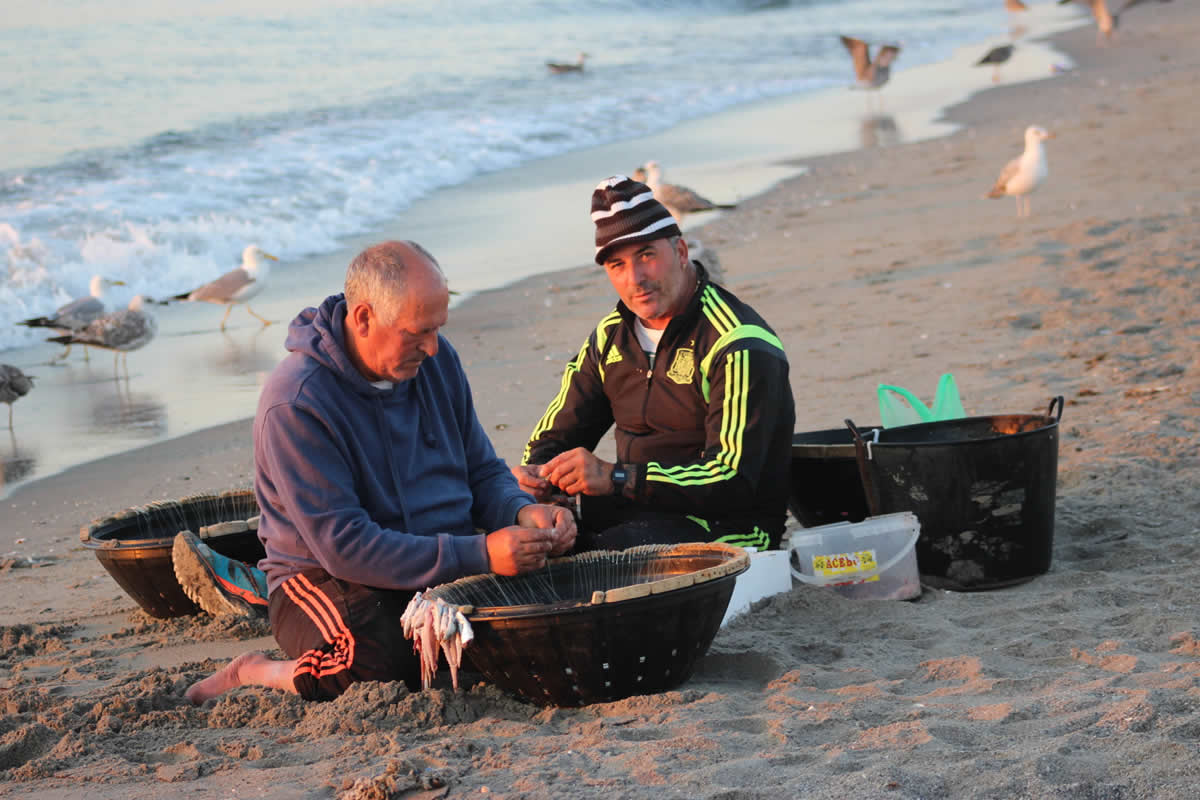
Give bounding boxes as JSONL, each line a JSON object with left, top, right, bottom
{"left": 976, "top": 44, "right": 1014, "bottom": 82}
{"left": 643, "top": 161, "right": 737, "bottom": 222}
{"left": 17, "top": 274, "right": 126, "bottom": 362}
{"left": 47, "top": 294, "right": 158, "bottom": 373}
{"left": 0, "top": 364, "right": 34, "bottom": 430}
{"left": 985, "top": 125, "right": 1054, "bottom": 217}
{"left": 172, "top": 244, "right": 279, "bottom": 331}
{"left": 839, "top": 35, "right": 901, "bottom": 92}
{"left": 546, "top": 53, "right": 587, "bottom": 74}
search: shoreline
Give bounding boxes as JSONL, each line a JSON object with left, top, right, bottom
{"left": 2, "top": 2, "right": 1199, "bottom": 797}
{"left": 0, "top": 8, "right": 1086, "bottom": 505}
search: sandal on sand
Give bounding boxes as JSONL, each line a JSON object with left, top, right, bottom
{"left": 172, "top": 530, "right": 269, "bottom": 618}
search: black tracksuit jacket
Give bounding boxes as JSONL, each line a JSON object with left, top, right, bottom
{"left": 522, "top": 264, "right": 795, "bottom": 549}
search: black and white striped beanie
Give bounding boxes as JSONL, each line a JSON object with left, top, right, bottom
{"left": 591, "top": 175, "right": 681, "bottom": 264}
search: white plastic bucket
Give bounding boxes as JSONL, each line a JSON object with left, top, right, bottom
{"left": 789, "top": 512, "right": 921, "bottom": 600}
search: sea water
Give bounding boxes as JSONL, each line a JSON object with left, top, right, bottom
{"left": 2, "top": 0, "right": 1025, "bottom": 351}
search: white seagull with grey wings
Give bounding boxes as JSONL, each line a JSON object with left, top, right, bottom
{"left": 643, "top": 161, "right": 736, "bottom": 223}
{"left": 985, "top": 125, "right": 1054, "bottom": 217}
{"left": 17, "top": 274, "right": 127, "bottom": 362}
{"left": 46, "top": 295, "right": 158, "bottom": 373}
{"left": 172, "top": 244, "right": 279, "bottom": 331}
{"left": 0, "top": 364, "right": 34, "bottom": 430}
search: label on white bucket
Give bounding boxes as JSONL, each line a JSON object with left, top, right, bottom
{"left": 812, "top": 549, "right": 879, "bottom": 582}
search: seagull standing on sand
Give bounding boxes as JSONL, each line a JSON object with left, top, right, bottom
{"left": 17, "top": 275, "right": 127, "bottom": 362}
{"left": 546, "top": 52, "right": 587, "bottom": 74}
{"left": 839, "top": 35, "right": 901, "bottom": 93}
{"left": 0, "top": 364, "right": 34, "bottom": 430}
{"left": 46, "top": 295, "right": 158, "bottom": 374}
{"left": 976, "top": 44, "right": 1014, "bottom": 82}
{"left": 985, "top": 125, "right": 1054, "bottom": 217}
{"left": 643, "top": 161, "right": 737, "bottom": 223}
{"left": 172, "top": 245, "right": 279, "bottom": 331}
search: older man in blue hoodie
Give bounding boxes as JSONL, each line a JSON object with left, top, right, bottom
{"left": 185, "top": 240, "right": 575, "bottom": 703}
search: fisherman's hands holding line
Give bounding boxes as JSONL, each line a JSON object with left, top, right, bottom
{"left": 516, "top": 503, "right": 577, "bottom": 556}
{"left": 486, "top": 503, "right": 578, "bottom": 575}
{"left": 532, "top": 448, "right": 613, "bottom": 497}
{"left": 510, "top": 464, "right": 555, "bottom": 502}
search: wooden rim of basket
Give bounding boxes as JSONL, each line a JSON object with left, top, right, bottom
{"left": 428, "top": 541, "right": 751, "bottom": 614}
{"left": 591, "top": 542, "right": 750, "bottom": 605}
{"left": 78, "top": 489, "right": 259, "bottom": 544}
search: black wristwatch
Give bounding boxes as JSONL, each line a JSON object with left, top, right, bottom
{"left": 610, "top": 464, "right": 628, "bottom": 495}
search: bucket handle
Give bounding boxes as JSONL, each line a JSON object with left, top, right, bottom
{"left": 1047, "top": 395, "right": 1064, "bottom": 423}
{"left": 845, "top": 418, "right": 884, "bottom": 518}
{"left": 789, "top": 522, "right": 921, "bottom": 587}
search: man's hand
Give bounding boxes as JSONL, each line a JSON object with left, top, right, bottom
{"left": 510, "top": 464, "right": 554, "bottom": 502}
{"left": 538, "top": 448, "right": 614, "bottom": 497}
{"left": 517, "top": 503, "right": 578, "bottom": 556}
{"left": 486, "top": 526, "right": 555, "bottom": 576}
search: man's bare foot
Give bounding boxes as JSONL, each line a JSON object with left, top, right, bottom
{"left": 186, "top": 651, "right": 271, "bottom": 705}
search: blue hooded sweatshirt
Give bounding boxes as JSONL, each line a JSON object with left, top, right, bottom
{"left": 253, "top": 294, "right": 533, "bottom": 594}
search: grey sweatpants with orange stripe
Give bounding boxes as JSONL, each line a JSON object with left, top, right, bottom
{"left": 270, "top": 569, "right": 420, "bottom": 701}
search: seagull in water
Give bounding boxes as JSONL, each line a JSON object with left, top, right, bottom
{"left": 546, "top": 52, "right": 587, "bottom": 74}
{"left": 985, "top": 125, "right": 1054, "bottom": 217}
{"left": 643, "top": 161, "right": 737, "bottom": 223}
{"left": 172, "top": 245, "right": 279, "bottom": 331}
{"left": 46, "top": 295, "right": 158, "bottom": 374}
{"left": 0, "top": 365, "right": 34, "bottom": 430}
{"left": 17, "top": 275, "right": 127, "bottom": 362}
{"left": 839, "top": 35, "right": 901, "bottom": 93}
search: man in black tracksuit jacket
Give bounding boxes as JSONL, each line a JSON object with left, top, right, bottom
{"left": 513, "top": 175, "right": 795, "bottom": 551}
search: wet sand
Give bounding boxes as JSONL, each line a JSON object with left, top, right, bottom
{"left": 3, "top": 3, "right": 1200, "bottom": 798}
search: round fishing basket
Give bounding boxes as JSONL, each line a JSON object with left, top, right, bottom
{"left": 79, "top": 489, "right": 264, "bottom": 618}
{"left": 423, "top": 542, "right": 750, "bottom": 707}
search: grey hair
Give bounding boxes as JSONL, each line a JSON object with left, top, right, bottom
{"left": 344, "top": 240, "right": 443, "bottom": 325}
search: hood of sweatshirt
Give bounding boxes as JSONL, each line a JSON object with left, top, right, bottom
{"left": 284, "top": 293, "right": 438, "bottom": 446}
{"left": 284, "top": 293, "right": 378, "bottom": 397}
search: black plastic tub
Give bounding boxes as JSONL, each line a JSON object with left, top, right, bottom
{"left": 847, "top": 398, "right": 1063, "bottom": 592}
{"left": 788, "top": 427, "right": 874, "bottom": 528}
{"left": 80, "top": 490, "right": 265, "bottom": 618}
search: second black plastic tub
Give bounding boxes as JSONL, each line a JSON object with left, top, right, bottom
{"left": 846, "top": 398, "right": 1063, "bottom": 591}
{"left": 788, "top": 427, "right": 874, "bottom": 528}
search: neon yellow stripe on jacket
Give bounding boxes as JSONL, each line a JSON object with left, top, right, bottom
{"left": 646, "top": 349, "right": 748, "bottom": 486}
{"left": 522, "top": 312, "right": 621, "bottom": 464}
{"left": 714, "top": 527, "right": 771, "bottom": 550}
{"left": 700, "top": 286, "right": 737, "bottom": 335}
{"left": 698, "top": 325, "right": 785, "bottom": 403}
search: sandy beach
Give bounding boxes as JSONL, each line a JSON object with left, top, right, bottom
{"left": 3, "top": 3, "right": 1200, "bottom": 797}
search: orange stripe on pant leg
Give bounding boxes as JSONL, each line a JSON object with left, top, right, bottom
{"left": 281, "top": 575, "right": 340, "bottom": 643}
{"left": 292, "top": 574, "right": 356, "bottom": 670}
{"left": 281, "top": 575, "right": 356, "bottom": 681}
